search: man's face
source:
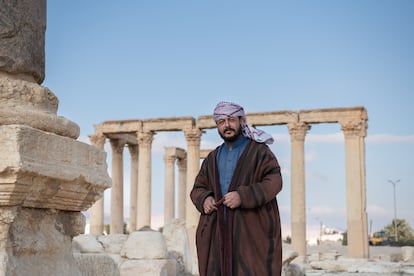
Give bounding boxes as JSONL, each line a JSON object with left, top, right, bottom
{"left": 216, "top": 116, "right": 242, "bottom": 143}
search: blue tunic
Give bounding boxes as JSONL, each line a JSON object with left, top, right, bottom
{"left": 217, "top": 135, "right": 249, "bottom": 196}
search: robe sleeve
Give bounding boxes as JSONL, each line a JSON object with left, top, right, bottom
{"left": 236, "top": 145, "right": 283, "bottom": 209}
{"left": 190, "top": 156, "right": 215, "bottom": 214}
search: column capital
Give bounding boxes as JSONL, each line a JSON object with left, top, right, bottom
{"left": 176, "top": 158, "right": 187, "bottom": 169}
{"left": 184, "top": 128, "right": 203, "bottom": 147}
{"left": 109, "top": 139, "right": 126, "bottom": 154}
{"left": 137, "top": 131, "right": 154, "bottom": 145}
{"left": 127, "top": 144, "right": 138, "bottom": 160}
{"left": 287, "top": 122, "right": 310, "bottom": 142}
{"left": 164, "top": 154, "right": 176, "bottom": 164}
{"left": 89, "top": 134, "right": 106, "bottom": 149}
{"left": 341, "top": 120, "right": 367, "bottom": 138}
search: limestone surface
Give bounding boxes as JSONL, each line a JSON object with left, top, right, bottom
{"left": 0, "top": 125, "right": 111, "bottom": 211}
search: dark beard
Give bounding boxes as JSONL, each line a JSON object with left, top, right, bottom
{"left": 218, "top": 127, "right": 242, "bottom": 143}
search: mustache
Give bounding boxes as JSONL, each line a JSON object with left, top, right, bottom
{"left": 223, "top": 127, "right": 235, "bottom": 132}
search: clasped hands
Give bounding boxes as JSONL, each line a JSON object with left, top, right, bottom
{"left": 203, "top": 191, "right": 241, "bottom": 214}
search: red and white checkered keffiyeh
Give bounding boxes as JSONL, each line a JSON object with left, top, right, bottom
{"left": 213, "top": 101, "right": 274, "bottom": 144}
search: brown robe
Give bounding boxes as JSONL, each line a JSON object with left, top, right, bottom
{"left": 190, "top": 140, "right": 283, "bottom": 276}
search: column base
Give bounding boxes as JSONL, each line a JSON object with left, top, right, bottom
{"left": 0, "top": 206, "right": 84, "bottom": 275}
{"left": 0, "top": 76, "right": 79, "bottom": 138}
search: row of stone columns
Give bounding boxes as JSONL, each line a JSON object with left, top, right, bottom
{"left": 88, "top": 129, "right": 202, "bottom": 236}
{"left": 164, "top": 147, "right": 187, "bottom": 224}
{"left": 0, "top": 2, "right": 369, "bottom": 272}
{"left": 88, "top": 109, "right": 369, "bottom": 263}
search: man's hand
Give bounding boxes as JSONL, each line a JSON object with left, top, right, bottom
{"left": 203, "top": 196, "right": 217, "bottom": 214}
{"left": 223, "top": 191, "right": 241, "bottom": 209}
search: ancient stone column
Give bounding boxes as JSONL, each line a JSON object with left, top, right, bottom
{"left": 164, "top": 149, "right": 176, "bottom": 224}
{"left": 136, "top": 131, "right": 154, "bottom": 229}
{"left": 128, "top": 144, "right": 139, "bottom": 232}
{"left": 0, "top": 0, "right": 45, "bottom": 84}
{"left": 184, "top": 129, "right": 202, "bottom": 227}
{"left": 341, "top": 120, "right": 369, "bottom": 258}
{"left": 0, "top": 1, "right": 111, "bottom": 274}
{"left": 110, "top": 139, "right": 126, "bottom": 234}
{"left": 288, "top": 122, "right": 310, "bottom": 261}
{"left": 88, "top": 133, "right": 107, "bottom": 234}
{"left": 184, "top": 128, "right": 202, "bottom": 273}
{"left": 177, "top": 157, "right": 187, "bottom": 220}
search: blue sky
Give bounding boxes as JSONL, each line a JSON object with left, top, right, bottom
{"left": 44, "top": 1, "right": 414, "bottom": 238}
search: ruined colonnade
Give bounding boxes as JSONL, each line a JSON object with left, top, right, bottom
{"left": 88, "top": 107, "right": 369, "bottom": 260}
{"left": 88, "top": 118, "right": 201, "bottom": 235}
{"left": 0, "top": 1, "right": 111, "bottom": 274}
{"left": 0, "top": 1, "right": 367, "bottom": 274}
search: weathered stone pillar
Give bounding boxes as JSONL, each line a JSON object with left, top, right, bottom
{"left": 110, "top": 139, "right": 126, "bottom": 234}
{"left": 184, "top": 128, "right": 202, "bottom": 273}
{"left": 0, "top": 1, "right": 110, "bottom": 275}
{"left": 136, "top": 131, "right": 154, "bottom": 229}
{"left": 0, "top": 207, "right": 86, "bottom": 275}
{"left": 88, "top": 133, "right": 107, "bottom": 234}
{"left": 164, "top": 148, "right": 176, "bottom": 224}
{"left": 0, "top": 0, "right": 45, "bottom": 84}
{"left": 177, "top": 157, "right": 187, "bottom": 220}
{"left": 288, "top": 122, "right": 310, "bottom": 261}
{"left": 341, "top": 120, "right": 369, "bottom": 258}
{"left": 128, "top": 144, "right": 139, "bottom": 232}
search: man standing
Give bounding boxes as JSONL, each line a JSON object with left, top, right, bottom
{"left": 190, "top": 101, "right": 283, "bottom": 276}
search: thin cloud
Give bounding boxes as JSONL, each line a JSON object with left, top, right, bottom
{"left": 152, "top": 132, "right": 187, "bottom": 155}
{"left": 272, "top": 133, "right": 290, "bottom": 143}
{"left": 307, "top": 133, "right": 344, "bottom": 144}
{"left": 272, "top": 133, "right": 344, "bottom": 144}
{"left": 305, "top": 150, "right": 319, "bottom": 162}
{"left": 366, "top": 134, "right": 414, "bottom": 144}
{"left": 273, "top": 133, "right": 414, "bottom": 145}
{"left": 307, "top": 206, "right": 345, "bottom": 217}
{"left": 367, "top": 204, "right": 392, "bottom": 217}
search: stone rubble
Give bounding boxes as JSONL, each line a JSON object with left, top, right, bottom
{"left": 71, "top": 220, "right": 414, "bottom": 275}
{"left": 284, "top": 243, "right": 414, "bottom": 276}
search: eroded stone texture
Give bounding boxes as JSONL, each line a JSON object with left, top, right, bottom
{"left": 163, "top": 219, "right": 192, "bottom": 273}
{"left": 0, "top": 207, "right": 84, "bottom": 276}
{"left": 0, "top": 124, "right": 111, "bottom": 211}
{"left": 120, "top": 230, "right": 169, "bottom": 260}
{"left": 0, "top": 1, "right": 112, "bottom": 275}
{"left": 0, "top": 0, "right": 46, "bottom": 83}
{"left": 0, "top": 77, "right": 80, "bottom": 138}
{"left": 74, "top": 253, "right": 120, "bottom": 276}
{"left": 120, "top": 259, "right": 177, "bottom": 276}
